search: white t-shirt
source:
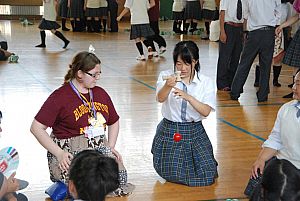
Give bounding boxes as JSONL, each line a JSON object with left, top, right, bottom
{"left": 156, "top": 70, "right": 216, "bottom": 122}
{"left": 43, "top": 0, "right": 57, "bottom": 21}
{"left": 124, "top": 0, "right": 150, "bottom": 25}
{"left": 100, "top": 0, "right": 108, "bottom": 8}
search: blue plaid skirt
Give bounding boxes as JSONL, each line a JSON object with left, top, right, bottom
{"left": 130, "top": 24, "right": 154, "bottom": 40}
{"left": 58, "top": 0, "right": 68, "bottom": 18}
{"left": 283, "top": 28, "right": 300, "bottom": 68}
{"left": 151, "top": 118, "right": 218, "bottom": 186}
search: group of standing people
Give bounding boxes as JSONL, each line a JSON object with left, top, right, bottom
{"left": 216, "top": 0, "right": 300, "bottom": 103}
{"left": 172, "top": 0, "right": 219, "bottom": 39}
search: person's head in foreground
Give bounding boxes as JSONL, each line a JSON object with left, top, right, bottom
{"left": 250, "top": 159, "right": 300, "bottom": 201}
{"left": 68, "top": 150, "right": 119, "bottom": 201}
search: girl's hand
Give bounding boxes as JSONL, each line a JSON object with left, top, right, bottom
{"left": 6, "top": 172, "right": 19, "bottom": 192}
{"left": 220, "top": 31, "right": 227, "bottom": 43}
{"left": 116, "top": 16, "right": 122, "bottom": 21}
{"left": 172, "top": 86, "right": 191, "bottom": 101}
{"left": 165, "top": 76, "right": 177, "bottom": 88}
{"left": 251, "top": 159, "right": 265, "bottom": 179}
{"left": 111, "top": 148, "right": 123, "bottom": 163}
{"left": 57, "top": 150, "right": 73, "bottom": 171}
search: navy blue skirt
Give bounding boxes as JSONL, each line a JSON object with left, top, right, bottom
{"left": 85, "top": 8, "right": 101, "bottom": 17}
{"left": 151, "top": 118, "right": 218, "bottom": 186}
{"left": 38, "top": 18, "right": 61, "bottom": 30}
{"left": 184, "top": 1, "right": 202, "bottom": 20}
{"left": 130, "top": 24, "right": 154, "bottom": 40}
{"left": 68, "top": 0, "right": 84, "bottom": 18}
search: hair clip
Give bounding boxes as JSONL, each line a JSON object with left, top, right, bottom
{"left": 88, "top": 44, "right": 95, "bottom": 54}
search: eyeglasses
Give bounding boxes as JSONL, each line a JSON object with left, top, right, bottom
{"left": 85, "top": 72, "right": 101, "bottom": 79}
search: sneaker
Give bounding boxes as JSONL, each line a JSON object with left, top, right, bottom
{"left": 159, "top": 47, "right": 166, "bottom": 55}
{"left": 147, "top": 47, "right": 153, "bottom": 59}
{"left": 153, "top": 51, "right": 159, "bottom": 57}
{"left": 136, "top": 55, "right": 146, "bottom": 61}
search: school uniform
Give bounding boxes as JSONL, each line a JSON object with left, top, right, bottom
{"left": 172, "top": 0, "right": 186, "bottom": 20}
{"left": 283, "top": 13, "right": 300, "bottom": 68}
{"left": 216, "top": 0, "right": 245, "bottom": 90}
{"left": 202, "top": 0, "right": 219, "bottom": 21}
{"left": 39, "top": 0, "right": 61, "bottom": 30}
{"left": 184, "top": 0, "right": 202, "bottom": 20}
{"left": 230, "top": 0, "right": 281, "bottom": 102}
{"left": 58, "top": 0, "right": 69, "bottom": 18}
{"left": 152, "top": 70, "right": 218, "bottom": 187}
{"left": 124, "top": 0, "right": 154, "bottom": 40}
{"left": 85, "top": 0, "right": 101, "bottom": 17}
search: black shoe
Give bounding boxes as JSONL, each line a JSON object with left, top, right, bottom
{"left": 230, "top": 94, "right": 239, "bottom": 100}
{"left": 273, "top": 81, "right": 281, "bottom": 87}
{"left": 62, "top": 27, "right": 70, "bottom": 31}
{"left": 258, "top": 98, "right": 268, "bottom": 102}
{"left": 283, "top": 92, "right": 293, "bottom": 98}
{"left": 35, "top": 44, "right": 46, "bottom": 48}
{"left": 63, "top": 40, "right": 70, "bottom": 49}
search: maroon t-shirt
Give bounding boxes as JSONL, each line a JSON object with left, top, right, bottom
{"left": 35, "top": 83, "right": 119, "bottom": 139}
{"left": 148, "top": 0, "right": 160, "bottom": 22}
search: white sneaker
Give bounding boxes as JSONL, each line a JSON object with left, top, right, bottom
{"left": 147, "top": 47, "right": 153, "bottom": 59}
{"left": 153, "top": 51, "right": 159, "bottom": 57}
{"left": 159, "top": 47, "right": 166, "bottom": 55}
{"left": 136, "top": 55, "right": 146, "bottom": 61}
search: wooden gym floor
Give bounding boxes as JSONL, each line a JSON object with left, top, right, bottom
{"left": 0, "top": 19, "right": 295, "bottom": 201}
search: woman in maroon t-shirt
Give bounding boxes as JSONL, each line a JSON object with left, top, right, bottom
{"left": 30, "top": 51, "right": 134, "bottom": 196}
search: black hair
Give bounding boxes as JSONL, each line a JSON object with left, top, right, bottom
{"left": 173, "top": 40, "right": 200, "bottom": 82}
{"left": 69, "top": 149, "right": 119, "bottom": 201}
{"left": 250, "top": 159, "right": 300, "bottom": 201}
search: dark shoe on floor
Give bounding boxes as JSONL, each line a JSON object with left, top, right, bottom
{"left": 230, "top": 94, "right": 239, "bottom": 100}
{"left": 62, "top": 27, "right": 70, "bottom": 31}
{"left": 283, "top": 92, "right": 293, "bottom": 98}
{"left": 258, "top": 98, "right": 268, "bottom": 102}
{"left": 35, "top": 44, "right": 46, "bottom": 48}
{"left": 273, "top": 81, "right": 281, "bottom": 87}
{"left": 63, "top": 40, "right": 70, "bottom": 49}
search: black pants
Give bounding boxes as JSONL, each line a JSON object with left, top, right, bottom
{"left": 216, "top": 24, "right": 243, "bottom": 89}
{"left": 230, "top": 28, "right": 275, "bottom": 101}
{"left": 145, "top": 21, "right": 166, "bottom": 49}
{"left": 108, "top": 0, "right": 118, "bottom": 32}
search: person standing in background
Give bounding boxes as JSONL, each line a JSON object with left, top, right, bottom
{"left": 108, "top": 0, "right": 119, "bottom": 32}
{"left": 229, "top": 0, "right": 281, "bottom": 102}
{"left": 58, "top": 0, "right": 71, "bottom": 31}
{"left": 216, "top": 0, "right": 245, "bottom": 91}
{"left": 36, "top": 0, "right": 70, "bottom": 48}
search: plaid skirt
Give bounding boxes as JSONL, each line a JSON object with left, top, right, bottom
{"left": 130, "top": 24, "right": 155, "bottom": 40}
{"left": 85, "top": 8, "right": 101, "bottom": 17}
{"left": 38, "top": 18, "right": 61, "bottom": 30}
{"left": 58, "top": 0, "right": 68, "bottom": 18}
{"left": 202, "top": 9, "right": 219, "bottom": 21}
{"left": 68, "top": 0, "right": 84, "bottom": 18}
{"left": 172, "top": 11, "right": 184, "bottom": 21}
{"left": 283, "top": 27, "right": 300, "bottom": 68}
{"left": 99, "top": 7, "right": 108, "bottom": 17}
{"left": 47, "top": 134, "right": 127, "bottom": 186}
{"left": 151, "top": 118, "right": 218, "bottom": 187}
{"left": 184, "top": 1, "right": 202, "bottom": 20}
